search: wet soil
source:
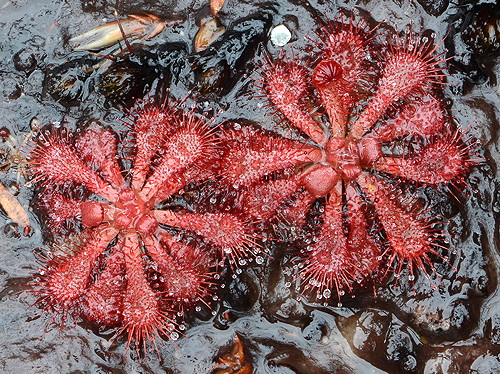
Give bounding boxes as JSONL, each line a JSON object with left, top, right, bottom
{"left": 0, "top": 0, "right": 499, "bottom": 373}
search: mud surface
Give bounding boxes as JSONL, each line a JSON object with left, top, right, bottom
{"left": 0, "top": 0, "right": 499, "bottom": 373}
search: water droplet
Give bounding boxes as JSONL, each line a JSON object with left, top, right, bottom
{"left": 170, "top": 332, "right": 179, "bottom": 340}
{"left": 323, "top": 289, "right": 331, "bottom": 298}
{"left": 238, "top": 259, "right": 247, "bottom": 266}
{"left": 255, "top": 256, "right": 264, "bottom": 264}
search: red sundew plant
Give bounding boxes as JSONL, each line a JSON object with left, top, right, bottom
{"left": 25, "top": 11, "right": 483, "bottom": 359}
{"left": 28, "top": 98, "right": 260, "bottom": 356}
{"left": 217, "top": 15, "right": 480, "bottom": 300}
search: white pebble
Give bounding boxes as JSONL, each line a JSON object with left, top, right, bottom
{"left": 270, "top": 24, "right": 292, "bottom": 47}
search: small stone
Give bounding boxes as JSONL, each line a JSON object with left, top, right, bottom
{"left": 270, "top": 24, "right": 292, "bottom": 47}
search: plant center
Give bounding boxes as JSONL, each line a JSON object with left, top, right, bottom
{"left": 113, "top": 189, "right": 158, "bottom": 234}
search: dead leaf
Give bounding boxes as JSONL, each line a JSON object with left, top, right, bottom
{"left": 0, "top": 182, "right": 31, "bottom": 235}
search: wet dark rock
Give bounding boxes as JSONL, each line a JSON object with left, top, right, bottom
{"left": 469, "top": 353, "right": 500, "bottom": 374}
{"left": 80, "top": 0, "right": 107, "bottom": 12}
{"left": 224, "top": 271, "right": 259, "bottom": 312}
{"left": 195, "top": 61, "right": 230, "bottom": 94}
{"left": 485, "top": 313, "right": 500, "bottom": 344}
{"left": 423, "top": 351, "right": 464, "bottom": 373}
{"left": 258, "top": 251, "right": 312, "bottom": 325}
{"left": 156, "top": 42, "right": 189, "bottom": 86}
{"left": 423, "top": 342, "right": 500, "bottom": 373}
{"left": 44, "top": 58, "right": 95, "bottom": 106}
{"left": 461, "top": 3, "right": 500, "bottom": 56}
{"left": 1, "top": 75, "right": 22, "bottom": 101}
{"left": 265, "top": 342, "right": 332, "bottom": 374}
{"left": 2, "top": 223, "right": 21, "bottom": 239}
{"left": 394, "top": 290, "right": 475, "bottom": 340}
{"left": 416, "top": 0, "right": 449, "bottom": 16}
{"left": 302, "top": 317, "right": 328, "bottom": 342}
{"left": 13, "top": 47, "right": 38, "bottom": 75}
{"left": 191, "top": 12, "right": 274, "bottom": 95}
{"left": 337, "top": 309, "right": 420, "bottom": 373}
{"left": 422, "top": 186, "right": 461, "bottom": 219}
{"left": 492, "top": 183, "right": 500, "bottom": 215}
{"left": 386, "top": 327, "right": 418, "bottom": 372}
{"left": 97, "top": 59, "right": 158, "bottom": 105}
{"left": 446, "top": 3, "right": 500, "bottom": 91}
{"left": 273, "top": 298, "right": 309, "bottom": 323}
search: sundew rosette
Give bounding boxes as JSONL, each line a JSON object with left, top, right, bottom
{"left": 27, "top": 98, "right": 260, "bottom": 356}
{"left": 216, "top": 14, "right": 480, "bottom": 301}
